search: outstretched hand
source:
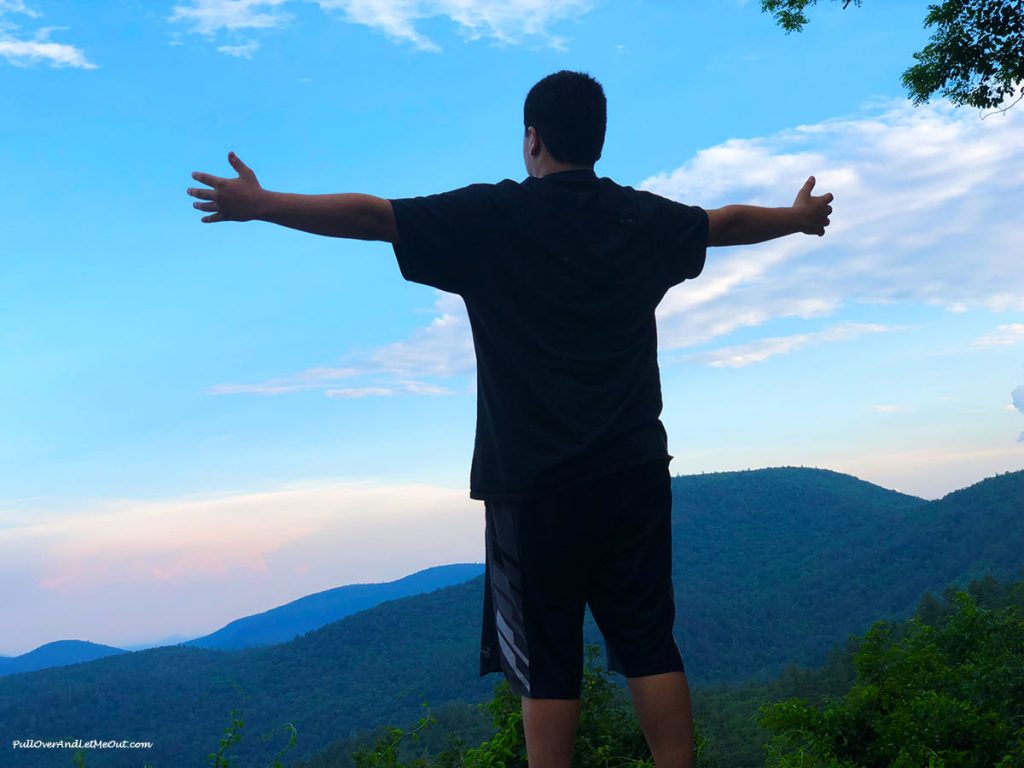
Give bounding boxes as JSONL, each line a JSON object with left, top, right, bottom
{"left": 187, "top": 151, "right": 267, "bottom": 223}
{"left": 792, "top": 176, "right": 834, "bottom": 237}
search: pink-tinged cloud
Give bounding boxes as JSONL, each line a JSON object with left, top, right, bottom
{"left": 0, "top": 479, "right": 482, "bottom": 654}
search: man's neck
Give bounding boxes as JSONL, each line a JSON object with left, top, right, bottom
{"left": 534, "top": 161, "right": 594, "bottom": 179}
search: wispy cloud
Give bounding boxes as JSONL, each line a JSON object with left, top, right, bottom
{"left": 679, "top": 322, "right": 895, "bottom": 368}
{"left": 829, "top": 443, "right": 1024, "bottom": 500}
{"left": 168, "top": 0, "right": 591, "bottom": 54}
{"left": 217, "top": 39, "right": 260, "bottom": 57}
{"left": 0, "top": 479, "right": 476, "bottom": 589}
{"left": 0, "top": 2, "right": 96, "bottom": 69}
{"left": 167, "top": 0, "right": 294, "bottom": 36}
{"left": 869, "top": 404, "right": 912, "bottom": 413}
{"left": 208, "top": 292, "right": 474, "bottom": 396}
{"left": 0, "top": 478, "right": 481, "bottom": 653}
{"left": 643, "top": 97, "right": 1024, "bottom": 351}
{"left": 1008, "top": 367, "right": 1024, "bottom": 444}
{"left": 325, "top": 380, "right": 452, "bottom": 397}
{"left": 973, "top": 323, "right": 1024, "bottom": 347}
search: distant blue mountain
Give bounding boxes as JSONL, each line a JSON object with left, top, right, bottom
{"left": 0, "top": 640, "right": 126, "bottom": 676}
{"left": 121, "top": 633, "right": 194, "bottom": 651}
{"left": 0, "top": 562, "right": 484, "bottom": 675}
{"left": 180, "top": 562, "right": 484, "bottom": 650}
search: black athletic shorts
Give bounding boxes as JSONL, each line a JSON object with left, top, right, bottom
{"left": 479, "top": 456, "right": 684, "bottom": 699}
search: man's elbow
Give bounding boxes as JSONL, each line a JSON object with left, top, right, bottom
{"left": 364, "top": 196, "right": 400, "bottom": 243}
{"left": 705, "top": 207, "right": 735, "bottom": 247}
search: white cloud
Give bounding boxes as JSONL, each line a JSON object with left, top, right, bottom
{"left": 869, "top": 404, "right": 912, "bottom": 413}
{"left": 827, "top": 443, "right": 1024, "bottom": 500}
{"left": 643, "top": 97, "right": 1024, "bottom": 352}
{"left": 316, "top": 0, "right": 592, "bottom": 51}
{"left": 679, "top": 322, "right": 894, "bottom": 368}
{"left": 168, "top": 0, "right": 590, "bottom": 53}
{"left": 0, "top": 1, "right": 39, "bottom": 19}
{"left": 1012, "top": 385, "right": 1024, "bottom": 415}
{"left": 167, "top": 0, "right": 294, "bottom": 36}
{"left": 0, "top": 478, "right": 476, "bottom": 588}
{"left": 0, "top": 2, "right": 96, "bottom": 69}
{"left": 216, "top": 39, "right": 260, "bottom": 57}
{"left": 365, "top": 293, "right": 474, "bottom": 377}
{"left": 325, "top": 380, "right": 451, "bottom": 397}
{"left": 973, "top": 323, "right": 1024, "bottom": 346}
{"left": 208, "top": 292, "right": 473, "bottom": 397}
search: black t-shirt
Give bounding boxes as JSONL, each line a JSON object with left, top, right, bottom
{"left": 388, "top": 168, "right": 708, "bottom": 501}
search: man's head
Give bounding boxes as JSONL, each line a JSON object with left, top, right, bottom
{"left": 523, "top": 70, "right": 606, "bottom": 177}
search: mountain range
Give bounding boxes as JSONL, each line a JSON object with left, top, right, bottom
{"left": 0, "top": 465, "right": 1020, "bottom": 768}
{"left": 0, "top": 563, "right": 484, "bottom": 676}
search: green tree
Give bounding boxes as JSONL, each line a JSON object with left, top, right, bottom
{"left": 760, "top": 0, "right": 1024, "bottom": 111}
{"left": 351, "top": 644, "right": 718, "bottom": 768}
{"left": 757, "top": 588, "right": 1024, "bottom": 767}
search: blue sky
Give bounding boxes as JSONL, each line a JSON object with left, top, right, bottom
{"left": 1, "top": 0, "right": 1022, "bottom": 655}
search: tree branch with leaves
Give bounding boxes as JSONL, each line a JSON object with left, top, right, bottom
{"left": 761, "top": 0, "right": 1024, "bottom": 111}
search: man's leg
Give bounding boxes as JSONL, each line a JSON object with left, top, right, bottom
{"left": 521, "top": 696, "right": 581, "bottom": 768}
{"left": 626, "top": 670, "right": 694, "bottom": 768}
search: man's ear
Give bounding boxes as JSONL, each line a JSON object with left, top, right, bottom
{"left": 527, "top": 126, "right": 543, "bottom": 158}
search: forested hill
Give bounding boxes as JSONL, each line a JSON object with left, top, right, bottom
{"left": 0, "top": 640, "right": 124, "bottom": 676}
{"left": 183, "top": 562, "right": 485, "bottom": 650}
{"left": 0, "top": 466, "right": 1019, "bottom": 768}
{"left": 668, "top": 466, "right": 1023, "bottom": 683}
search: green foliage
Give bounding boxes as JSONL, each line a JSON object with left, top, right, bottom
{"left": 68, "top": 683, "right": 297, "bottom": 768}
{"left": 761, "top": 0, "right": 860, "bottom": 32}
{"left": 61, "top": 574, "right": 1024, "bottom": 768}
{"left": 351, "top": 699, "right": 438, "bottom": 768}
{"left": 760, "top": 0, "right": 1024, "bottom": 110}
{"left": 902, "top": 1, "right": 1024, "bottom": 111}
{"left": 203, "top": 684, "right": 298, "bottom": 768}
{"left": 758, "top": 587, "right": 1024, "bottom": 767}
{"left": 343, "top": 644, "right": 717, "bottom": 768}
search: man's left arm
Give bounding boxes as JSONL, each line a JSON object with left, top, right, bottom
{"left": 706, "top": 176, "right": 833, "bottom": 246}
{"left": 188, "top": 152, "right": 400, "bottom": 243}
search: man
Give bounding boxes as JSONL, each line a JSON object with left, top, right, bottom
{"left": 187, "top": 69, "right": 833, "bottom": 768}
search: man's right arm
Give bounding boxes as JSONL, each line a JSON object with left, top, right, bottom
{"left": 706, "top": 176, "right": 834, "bottom": 247}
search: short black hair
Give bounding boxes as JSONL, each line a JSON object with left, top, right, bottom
{"left": 523, "top": 70, "right": 607, "bottom": 167}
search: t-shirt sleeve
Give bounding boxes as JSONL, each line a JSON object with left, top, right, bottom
{"left": 387, "top": 183, "right": 497, "bottom": 295}
{"left": 654, "top": 196, "right": 709, "bottom": 289}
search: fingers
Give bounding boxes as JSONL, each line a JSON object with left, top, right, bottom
{"left": 187, "top": 183, "right": 219, "bottom": 217}
{"left": 227, "top": 150, "right": 254, "bottom": 180}
{"left": 187, "top": 186, "right": 215, "bottom": 201}
{"left": 802, "top": 175, "right": 816, "bottom": 193}
{"left": 822, "top": 192, "right": 834, "bottom": 204}
{"left": 192, "top": 170, "right": 223, "bottom": 188}
{"left": 202, "top": 212, "right": 225, "bottom": 223}
{"left": 187, "top": 181, "right": 218, "bottom": 217}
